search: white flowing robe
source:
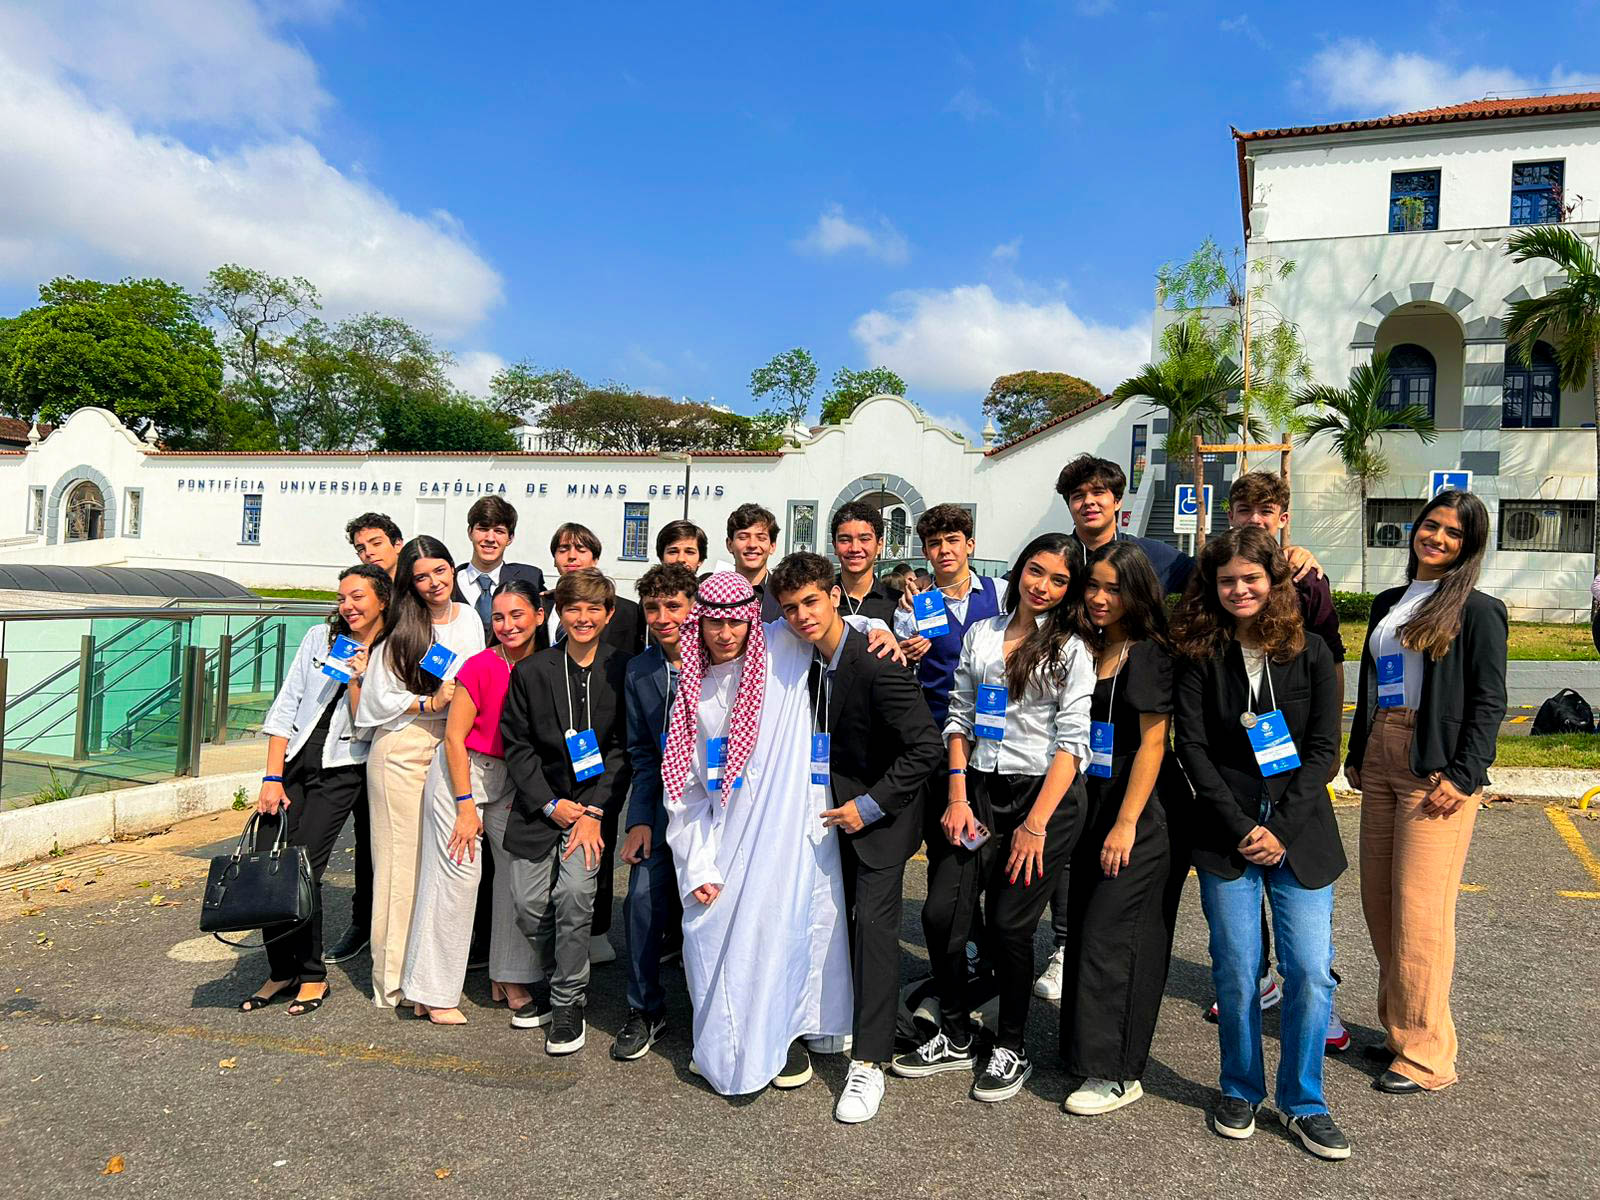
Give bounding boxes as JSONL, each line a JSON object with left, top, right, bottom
{"left": 665, "top": 623, "right": 853, "bottom": 1096}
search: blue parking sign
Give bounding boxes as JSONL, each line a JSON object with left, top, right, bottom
{"left": 1430, "top": 470, "right": 1472, "bottom": 497}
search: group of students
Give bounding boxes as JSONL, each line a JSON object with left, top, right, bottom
{"left": 232, "top": 455, "right": 1508, "bottom": 1162}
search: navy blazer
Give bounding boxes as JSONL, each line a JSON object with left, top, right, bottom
{"left": 456, "top": 560, "right": 547, "bottom": 643}
{"left": 623, "top": 644, "right": 675, "bottom": 842}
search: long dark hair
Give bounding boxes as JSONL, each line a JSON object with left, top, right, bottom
{"left": 1172, "top": 525, "right": 1304, "bottom": 663}
{"left": 328, "top": 563, "right": 393, "bottom": 647}
{"left": 1002, "top": 532, "right": 1076, "bottom": 698}
{"left": 1071, "top": 541, "right": 1169, "bottom": 651}
{"left": 1401, "top": 489, "right": 1489, "bottom": 660}
{"left": 384, "top": 535, "right": 459, "bottom": 693}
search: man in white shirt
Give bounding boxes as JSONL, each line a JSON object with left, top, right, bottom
{"left": 457, "top": 496, "right": 546, "bottom": 645}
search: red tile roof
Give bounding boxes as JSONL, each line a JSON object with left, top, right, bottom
{"left": 983, "top": 395, "right": 1113, "bottom": 457}
{"left": 150, "top": 448, "right": 784, "bottom": 459}
{"left": 1234, "top": 90, "right": 1600, "bottom": 144}
{"left": 0, "top": 417, "right": 51, "bottom": 446}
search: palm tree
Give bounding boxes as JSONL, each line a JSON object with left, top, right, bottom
{"left": 1502, "top": 226, "right": 1600, "bottom": 579}
{"left": 1296, "top": 351, "right": 1438, "bottom": 591}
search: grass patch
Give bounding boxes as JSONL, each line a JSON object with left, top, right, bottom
{"left": 253, "top": 587, "right": 338, "bottom": 602}
{"left": 1340, "top": 732, "right": 1600, "bottom": 770}
{"left": 1338, "top": 620, "right": 1597, "bottom": 661}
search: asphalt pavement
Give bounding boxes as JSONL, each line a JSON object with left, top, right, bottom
{"left": 2, "top": 800, "right": 1598, "bottom": 1199}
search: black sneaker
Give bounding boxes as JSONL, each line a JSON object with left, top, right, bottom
{"left": 1210, "top": 1096, "right": 1258, "bottom": 1140}
{"left": 322, "top": 929, "right": 369, "bottom": 964}
{"left": 611, "top": 1009, "right": 666, "bottom": 1061}
{"left": 1280, "top": 1111, "right": 1351, "bottom": 1160}
{"left": 891, "top": 1029, "right": 977, "bottom": 1078}
{"left": 509, "top": 992, "right": 552, "bottom": 1030}
{"left": 466, "top": 943, "right": 489, "bottom": 971}
{"left": 971, "top": 1046, "right": 1032, "bottom": 1102}
{"left": 545, "top": 1005, "right": 586, "bottom": 1055}
{"left": 772, "top": 1040, "right": 813, "bottom": 1088}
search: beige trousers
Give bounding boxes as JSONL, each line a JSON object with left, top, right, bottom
{"left": 366, "top": 719, "right": 442, "bottom": 1008}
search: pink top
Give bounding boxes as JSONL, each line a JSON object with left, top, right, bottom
{"left": 456, "top": 647, "right": 513, "bottom": 758}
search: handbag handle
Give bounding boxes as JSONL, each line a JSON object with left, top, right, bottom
{"left": 231, "top": 810, "right": 290, "bottom": 861}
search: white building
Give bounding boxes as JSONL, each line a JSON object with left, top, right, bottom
{"left": 0, "top": 396, "right": 1148, "bottom": 590}
{"left": 1232, "top": 90, "right": 1599, "bottom": 618}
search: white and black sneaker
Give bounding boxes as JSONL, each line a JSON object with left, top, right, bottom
{"left": 971, "top": 1046, "right": 1032, "bottom": 1102}
{"left": 890, "top": 1030, "right": 977, "bottom": 1078}
{"left": 1280, "top": 1111, "right": 1352, "bottom": 1161}
{"left": 1210, "top": 1096, "right": 1258, "bottom": 1140}
{"left": 1063, "top": 1077, "right": 1143, "bottom": 1116}
{"left": 610, "top": 1009, "right": 665, "bottom": 1061}
{"left": 545, "top": 1005, "right": 586, "bottom": 1055}
{"left": 509, "top": 993, "right": 553, "bottom": 1029}
{"left": 1205, "top": 976, "right": 1281, "bottom": 1023}
{"left": 772, "top": 1040, "right": 813, "bottom": 1088}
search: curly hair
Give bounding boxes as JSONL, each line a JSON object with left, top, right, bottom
{"left": 1171, "top": 525, "right": 1304, "bottom": 663}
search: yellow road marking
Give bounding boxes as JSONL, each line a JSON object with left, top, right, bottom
{"left": 1508, "top": 715, "right": 1530, "bottom": 725}
{"left": 1458, "top": 884, "right": 1485, "bottom": 892}
{"left": 1559, "top": 891, "right": 1600, "bottom": 900}
{"left": 1545, "top": 805, "right": 1600, "bottom": 891}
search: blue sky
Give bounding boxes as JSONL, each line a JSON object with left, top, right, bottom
{"left": 2, "top": 0, "right": 1597, "bottom": 439}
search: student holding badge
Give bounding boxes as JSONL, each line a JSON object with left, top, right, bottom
{"left": 1171, "top": 526, "right": 1347, "bottom": 1161}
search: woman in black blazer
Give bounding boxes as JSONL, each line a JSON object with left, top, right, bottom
{"left": 1172, "top": 526, "right": 1347, "bottom": 1161}
{"left": 1345, "top": 489, "right": 1506, "bottom": 1095}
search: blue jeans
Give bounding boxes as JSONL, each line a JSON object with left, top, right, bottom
{"left": 1198, "top": 864, "right": 1335, "bottom": 1117}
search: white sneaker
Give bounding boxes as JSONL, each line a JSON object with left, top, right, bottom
{"left": 1063, "top": 1077, "right": 1143, "bottom": 1116}
{"left": 834, "top": 1061, "right": 886, "bottom": 1124}
{"left": 1259, "top": 976, "right": 1282, "bottom": 1011}
{"left": 589, "top": 934, "right": 617, "bottom": 965}
{"left": 1033, "top": 945, "right": 1065, "bottom": 1000}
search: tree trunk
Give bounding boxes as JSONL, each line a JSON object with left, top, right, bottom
{"left": 1359, "top": 475, "right": 1369, "bottom": 594}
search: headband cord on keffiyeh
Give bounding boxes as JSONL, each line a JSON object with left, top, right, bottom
{"left": 661, "top": 571, "right": 766, "bottom": 809}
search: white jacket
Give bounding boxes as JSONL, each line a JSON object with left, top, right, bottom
{"left": 261, "top": 624, "right": 372, "bottom": 769}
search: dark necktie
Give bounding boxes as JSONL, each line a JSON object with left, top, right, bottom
{"left": 474, "top": 573, "right": 494, "bottom": 628}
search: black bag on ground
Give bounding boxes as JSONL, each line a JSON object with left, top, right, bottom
{"left": 1531, "top": 689, "right": 1595, "bottom": 736}
{"left": 200, "top": 812, "right": 313, "bottom": 942}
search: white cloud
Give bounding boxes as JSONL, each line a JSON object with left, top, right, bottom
{"left": 1301, "top": 38, "right": 1588, "bottom": 116}
{"left": 445, "top": 350, "right": 506, "bottom": 400}
{"left": 945, "top": 86, "right": 996, "bottom": 121}
{"left": 926, "top": 408, "right": 981, "bottom": 445}
{"left": 795, "top": 204, "right": 910, "bottom": 265}
{"left": 990, "top": 237, "right": 1022, "bottom": 262}
{"left": 0, "top": 1, "right": 502, "bottom": 337}
{"left": 851, "top": 284, "right": 1148, "bottom": 396}
{"left": 1219, "top": 14, "right": 1267, "bottom": 50}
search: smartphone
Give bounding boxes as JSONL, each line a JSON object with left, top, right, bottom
{"left": 959, "top": 822, "right": 991, "bottom": 852}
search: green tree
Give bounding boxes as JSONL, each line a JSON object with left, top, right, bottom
{"left": 1111, "top": 320, "right": 1259, "bottom": 473}
{"left": 539, "top": 389, "right": 784, "bottom": 453}
{"left": 487, "top": 361, "right": 587, "bottom": 424}
{"left": 819, "top": 365, "right": 907, "bottom": 425}
{"left": 203, "top": 264, "right": 319, "bottom": 437}
{"left": 750, "top": 347, "right": 819, "bottom": 427}
{"left": 1502, "top": 226, "right": 1600, "bottom": 578}
{"left": 378, "top": 393, "right": 517, "bottom": 452}
{"left": 1295, "top": 351, "right": 1439, "bottom": 591}
{"left": 982, "top": 370, "right": 1102, "bottom": 440}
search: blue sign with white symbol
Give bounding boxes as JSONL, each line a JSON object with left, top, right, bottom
{"left": 1430, "top": 470, "right": 1472, "bottom": 498}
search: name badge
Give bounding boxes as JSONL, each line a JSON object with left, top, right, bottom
{"left": 975, "top": 683, "right": 1008, "bottom": 740}
{"left": 706, "top": 736, "right": 742, "bottom": 792}
{"left": 1246, "top": 709, "right": 1301, "bottom": 777}
{"left": 1088, "top": 720, "right": 1115, "bottom": 778}
{"left": 419, "top": 642, "right": 460, "bottom": 680}
{"left": 321, "top": 634, "right": 361, "bottom": 683}
{"left": 1376, "top": 654, "right": 1405, "bottom": 709}
{"left": 810, "top": 732, "right": 831, "bottom": 787}
{"left": 566, "top": 729, "right": 604, "bottom": 782}
{"left": 912, "top": 590, "right": 950, "bottom": 637}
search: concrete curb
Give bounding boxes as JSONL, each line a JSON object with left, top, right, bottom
{"left": 1, "top": 772, "right": 257, "bottom": 869}
{"left": 1332, "top": 768, "right": 1597, "bottom": 804}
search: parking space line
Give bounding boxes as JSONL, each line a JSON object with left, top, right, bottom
{"left": 1508, "top": 716, "right": 1530, "bottom": 725}
{"left": 1545, "top": 806, "right": 1600, "bottom": 898}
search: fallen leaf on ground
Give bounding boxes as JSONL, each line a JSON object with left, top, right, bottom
{"left": 434, "top": 1169, "right": 451, "bottom": 1180}
{"left": 54, "top": 881, "right": 72, "bottom": 893}
{"left": 134, "top": 881, "right": 151, "bottom": 888}
{"left": 219, "top": 1057, "right": 237, "bottom": 1069}
{"left": 19, "top": 907, "right": 41, "bottom": 917}
{"left": 90, "top": 1014, "right": 102, "bottom": 1022}
{"left": 103, "top": 1156, "right": 125, "bottom": 1175}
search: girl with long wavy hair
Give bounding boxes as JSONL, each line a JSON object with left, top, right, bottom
{"left": 355, "top": 535, "right": 484, "bottom": 1008}
{"left": 1171, "top": 525, "right": 1348, "bottom": 1161}
{"left": 1344, "top": 489, "right": 1505, "bottom": 1095}
{"left": 892, "top": 533, "right": 1094, "bottom": 1104}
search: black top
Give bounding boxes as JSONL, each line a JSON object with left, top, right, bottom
{"left": 1345, "top": 586, "right": 1508, "bottom": 793}
{"left": 1092, "top": 639, "right": 1175, "bottom": 759}
{"left": 750, "top": 577, "right": 786, "bottom": 624}
{"left": 1293, "top": 571, "right": 1346, "bottom": 663}
{"left": 835, "top": 575, "right": 902, "bottom": 627}
{"left": 536, "top": 592, "right": 646, "bottom": 655}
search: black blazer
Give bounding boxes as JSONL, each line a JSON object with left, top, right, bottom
{"left": 1174, "top": 637, "right": 1345, "bottom": 889}
{"left": 1346, "top": 587, "right": 1508, "bottom": 793}
{"left": 500, "top": 643, "right": 632, "bottom": 860}
{"left": 536, "top": 592, "right": 646, "bottom": 655}
{"left": 811, "top": 626, "right": 946, "bottom": 869}
{"left": 456, "top": 561, "right": 547, "bottom": 643}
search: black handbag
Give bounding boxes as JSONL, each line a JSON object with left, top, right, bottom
{"left": 200, "top": 812, "right": 314, "bottom": 946}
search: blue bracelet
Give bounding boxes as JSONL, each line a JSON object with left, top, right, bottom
{"left": 948, "top": 767, "right": 966, "bottom": 776}
{"left": 454, "top": 793, "right": 474, "bottom": 803}
{"left": 263, "top": 774, "right": 284, "bottom": 783}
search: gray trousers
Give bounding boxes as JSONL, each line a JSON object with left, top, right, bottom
{"left": 508, "top": 830, "right": 602, "bottom": 1008}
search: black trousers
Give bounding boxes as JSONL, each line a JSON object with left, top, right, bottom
{"left": 347, "top": 794, "right": 371, "bottom": 937}
{"left": 589, "top": 803, "right": 620, "bottom": 938}
{"left": 922, "top": 770, "right": 1084, "bottom": 1051}
{"left": 255, "top": 748, "right": 366, "bottom": 984}
{"left": 1059, "top": 786, "right": 1172, "bottom": 1079}
{"left": 840, "top": 835, "right": 909, "bottom": 1063}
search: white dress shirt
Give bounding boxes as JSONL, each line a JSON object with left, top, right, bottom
{"left": 355, "top": 604, "right": 486, "bottom": 734}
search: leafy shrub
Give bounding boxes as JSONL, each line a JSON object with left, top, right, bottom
{"left": 1333, "top": 591, "right": 1375, "bottom": 622}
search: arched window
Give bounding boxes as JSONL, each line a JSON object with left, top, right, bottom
{"left": 64, "top": 480, "right": 105, "bottom": 542}
{"left": 1503, "top": 341, "right": 1560, "bottom": 428}
{"left": 887, "top": 507, "right": 908, "bottom": 557}
{"left": 1383, "top": 343, "right": 1436, "bottom": 418}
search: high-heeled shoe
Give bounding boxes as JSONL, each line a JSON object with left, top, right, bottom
{"left": 287, "top": 982, "right": 331, "bottom": 1016}
{"left": 239, "top": 978, "right": 298, "bottom": 1012}
{"left": 491, "top": 981, "right": 533, "bottom": 1009}
{"left": 412, "top": 1002, "right": 467, "bottom": 1025}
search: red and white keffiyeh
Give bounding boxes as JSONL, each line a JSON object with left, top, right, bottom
{"left": 661, "top": 571, "right": 765, "bottom": 809}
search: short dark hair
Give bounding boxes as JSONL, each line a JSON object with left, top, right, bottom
{"left": 346, "top": 512, "right": 401, "bottom": 546}
{"left": 1228, "top": 471, "right": 1290, "bottom": 512}
{"left": 467, "top": 495, "right": 518, "bottom": 535}
{"left": 554, "top": 566, "right": 615, "bottom": 612}
{"left": 769, "top": 552, "right": 837, "bottom": 601}
{"left": 1055, "top": 454, "right": 1126, "bottom": 503}
{"left": 830, "top": 501, "right": 883, "bottom": 541}
{"left": 726, "top": 503, "right": 779, "bottom": 541}
{"left": 550, "top": 522, "right": 602, "bottom": 558}
{"left": 636, "top": 563, "right": 699, "bottom": 603}
{"left": 655, "top": 519, "right": 707, "bottom": 559}
{"left": 916, "top": 503, "right": 974, "bottom": 545}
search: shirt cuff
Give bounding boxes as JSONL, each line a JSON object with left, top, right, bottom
{"left": 854, "top": 794, "right": 885, "bottom": 825}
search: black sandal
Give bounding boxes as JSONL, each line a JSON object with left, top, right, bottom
{"left": 287, "top": 982, "right": 331, "bottom": 1015}
{"left": 239, "top": 978, "right": 299, "bottom": 1012}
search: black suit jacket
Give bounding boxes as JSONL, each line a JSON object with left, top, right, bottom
{"left": 1345, "top": 587, "right": 1507, "bottom": 793}
{"left": 1173, "top": 637, "right": 1345, "bottom": 889}
{"left": 536, "top": 592, "right": 646, "bottom": 655}
{"left": 623, "top": 645, "right": 674, "bottom": 842}
{"left": 456, "top": 561, "right": 547, "bottom": 644}
{"left": 810, "top": 626, "right": 945, "bottom": 869}
{"left": 500, "top": 643, "right": 632, "bottom": 860}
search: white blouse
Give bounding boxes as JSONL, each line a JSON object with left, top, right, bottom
{"left": 355, "top": 603, "right": 486, "bottom": 735}
{"left": 1368, "top": 578, "right": 1439, "bottom": 712}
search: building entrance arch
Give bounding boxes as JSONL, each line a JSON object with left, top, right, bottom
{"left": 828, "top": 473, "right": 928, "bottom": 562}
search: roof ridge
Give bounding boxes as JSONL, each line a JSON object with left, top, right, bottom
{"left": 1235, "top": 89, "right": 1600, "bottom": 143}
